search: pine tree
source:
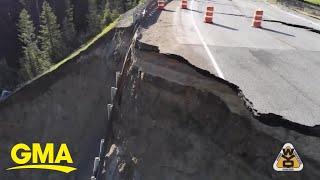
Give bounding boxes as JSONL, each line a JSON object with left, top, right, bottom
{"left": 126, "top": 0, "right": 139, "bottom": 9}
{"left": 101, "top": 0, "right": 120, "bottom": 26}
{"left": 102, "top": 0, "right": 112, "bottom": 26}
{"left": 17, "top": 9, "right": 50, "bottom": 79}
{"left": 115, "top": 0, "right": 126, "bottom": 13}
{"left": 110, "top": 9, "right": 120, "bottom": 21}
{"left": 87, "top": 0, "right": 101, "bottom": 36}
{"left": 62, "top": 0, "right": 76, "bottom": 49}
{"left": 39, "top": 1, "right": 65, "bottom": 63}
{"left": 19, "top": 0, "right": 41, "bottom": 21}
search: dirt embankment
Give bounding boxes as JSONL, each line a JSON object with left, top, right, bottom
{"left": 0, "top": 24, "right": 134, "bottom": 180}
{"left": 102, "top": 36, "right": 320, "bottom": 179}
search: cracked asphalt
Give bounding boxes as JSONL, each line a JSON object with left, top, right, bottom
{"left": 140, "top": 0, "right": 320, "bottom": 126}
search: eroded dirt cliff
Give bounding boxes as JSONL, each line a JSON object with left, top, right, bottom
{"left": 0, "top": 22, "right": 133, "bottom": 180}
{"left": 102, "top": 38, "right": 320, "bottom": 179}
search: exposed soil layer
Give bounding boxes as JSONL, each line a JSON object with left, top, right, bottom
{"left": 102, "top": 40, "right": 320, "bottom": 180}
{"left": 0, "top": 25, "right": 133, "bottom": 180}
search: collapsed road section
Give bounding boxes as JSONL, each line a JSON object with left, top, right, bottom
{"left": 140, "top": 0, "right": 320, "bottom": 126}
{"left": 100, "top": 32, "right": 320, "bottom": 179}
{"left": 0, "top": 0, "right": 320, "bottom": 179}
{"left": 97, "top": 1, "right": 320, "bottom": 179}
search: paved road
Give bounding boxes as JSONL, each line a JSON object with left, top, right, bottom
{"left": 140, "top": 0, "right": 320, "bottom": 126}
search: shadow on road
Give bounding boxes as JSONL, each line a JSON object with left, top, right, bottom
{"left": 141, "top": 2, "right": 162, "bottom": 29}
{"left": 261, "top": 27, "right": 295, "bottom": 37}
{"left": 215, "top": 12, "right": 253, "bottom": 19}
{"left": 186, "top": 8, "right": 203, "bottom": 13}
{"left": 212, "top": 22, "right": 238, "bottom": 31}
{"left": 163, "top": 9, "right": 176, "bottom": 13}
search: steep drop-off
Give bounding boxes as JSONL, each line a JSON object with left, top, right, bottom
{"left": 101, "top": 38, "right": 320, "bottom": 179}
{"left": 0, "top": 21, "right": 134, "bottom": 180}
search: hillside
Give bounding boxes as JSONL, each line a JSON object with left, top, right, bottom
{"left": 0, "top": 13, "right": 133, "bottom": 179}
{"left": 0, "top": 0, "right": 139, "bottom": 90}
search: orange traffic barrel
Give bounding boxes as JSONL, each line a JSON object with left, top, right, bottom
{"left": 252, "top": 9, "right": 263, "bottom": 28}
{"left": 204, "top": 5, "right": 214, "bottom": 23}
{"left": 181, "top": 0, "right": 188, "bottom": 9}
{"left": 158, "top": 0, "right": 165, "bottom": 10}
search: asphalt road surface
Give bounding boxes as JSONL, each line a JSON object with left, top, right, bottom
{"left": 140, "top": 0, "right": 320, "bottom": 126}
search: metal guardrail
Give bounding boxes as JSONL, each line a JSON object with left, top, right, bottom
{"left": 90, "top": 1, "right": 158, "bottom": 179}
{"left": 132, "top": 0, "right": 154, "bottom": 24}
{"left": 90, "top": 139, "right": 105, "bottom": 180}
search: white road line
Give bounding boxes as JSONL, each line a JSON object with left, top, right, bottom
{"left": 190, "top": 0, "right": 225, "bottom": 79}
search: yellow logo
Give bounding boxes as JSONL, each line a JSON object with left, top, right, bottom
{"left": 6, "top": 143, "right": 77, "bottom": 173}
{"left": 273, "top": 143, "right": 303, "bottom": 171}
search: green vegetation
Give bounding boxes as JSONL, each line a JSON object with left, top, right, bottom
{"left": 304, "top": 0, "right": 320, "bottom": 5}
{"left": 102, "top": 1, "right": 120, "bottom": 25}
{"left": 62, "top": 0, "right": 76, "bottom": 49}
{"left": 87, "top": 0, "right": 120, "bottom": 38}
{"left": 102, "top": 1, "right": 112, "bottom": 25}
{"left": 39, "top": 1, "right": 66, "bottom": 63}
{"left": 49, "top": 20, "right": 118, "bottom": 74}
{"left": 17, "top": 9, "right": 51, "bottom": 80}
{"left": 87, "top": 0, "right": 101, "bottom": 35}
{"left": 16, "top": 0, "right": 140, "bottom": 83}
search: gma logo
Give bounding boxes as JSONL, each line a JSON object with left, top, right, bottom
{"left": 6, "top": 143, "right": 77, "bottom": 173}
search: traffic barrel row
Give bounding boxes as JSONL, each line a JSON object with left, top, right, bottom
{"left": 158, "top": 0, "right": 188, "bottom": 10}
{"left": 157, "top": 1, "right": 264, "bottom": 28}
{"left": 202, "top": 5, "right": 264, "bottom": 28}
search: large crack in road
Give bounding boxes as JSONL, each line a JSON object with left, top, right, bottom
{"left": 136, "top": 40, "right": 320, "bottom": 136}
{"left": 263, "top": 19, "right": 320, "bottom": 34}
